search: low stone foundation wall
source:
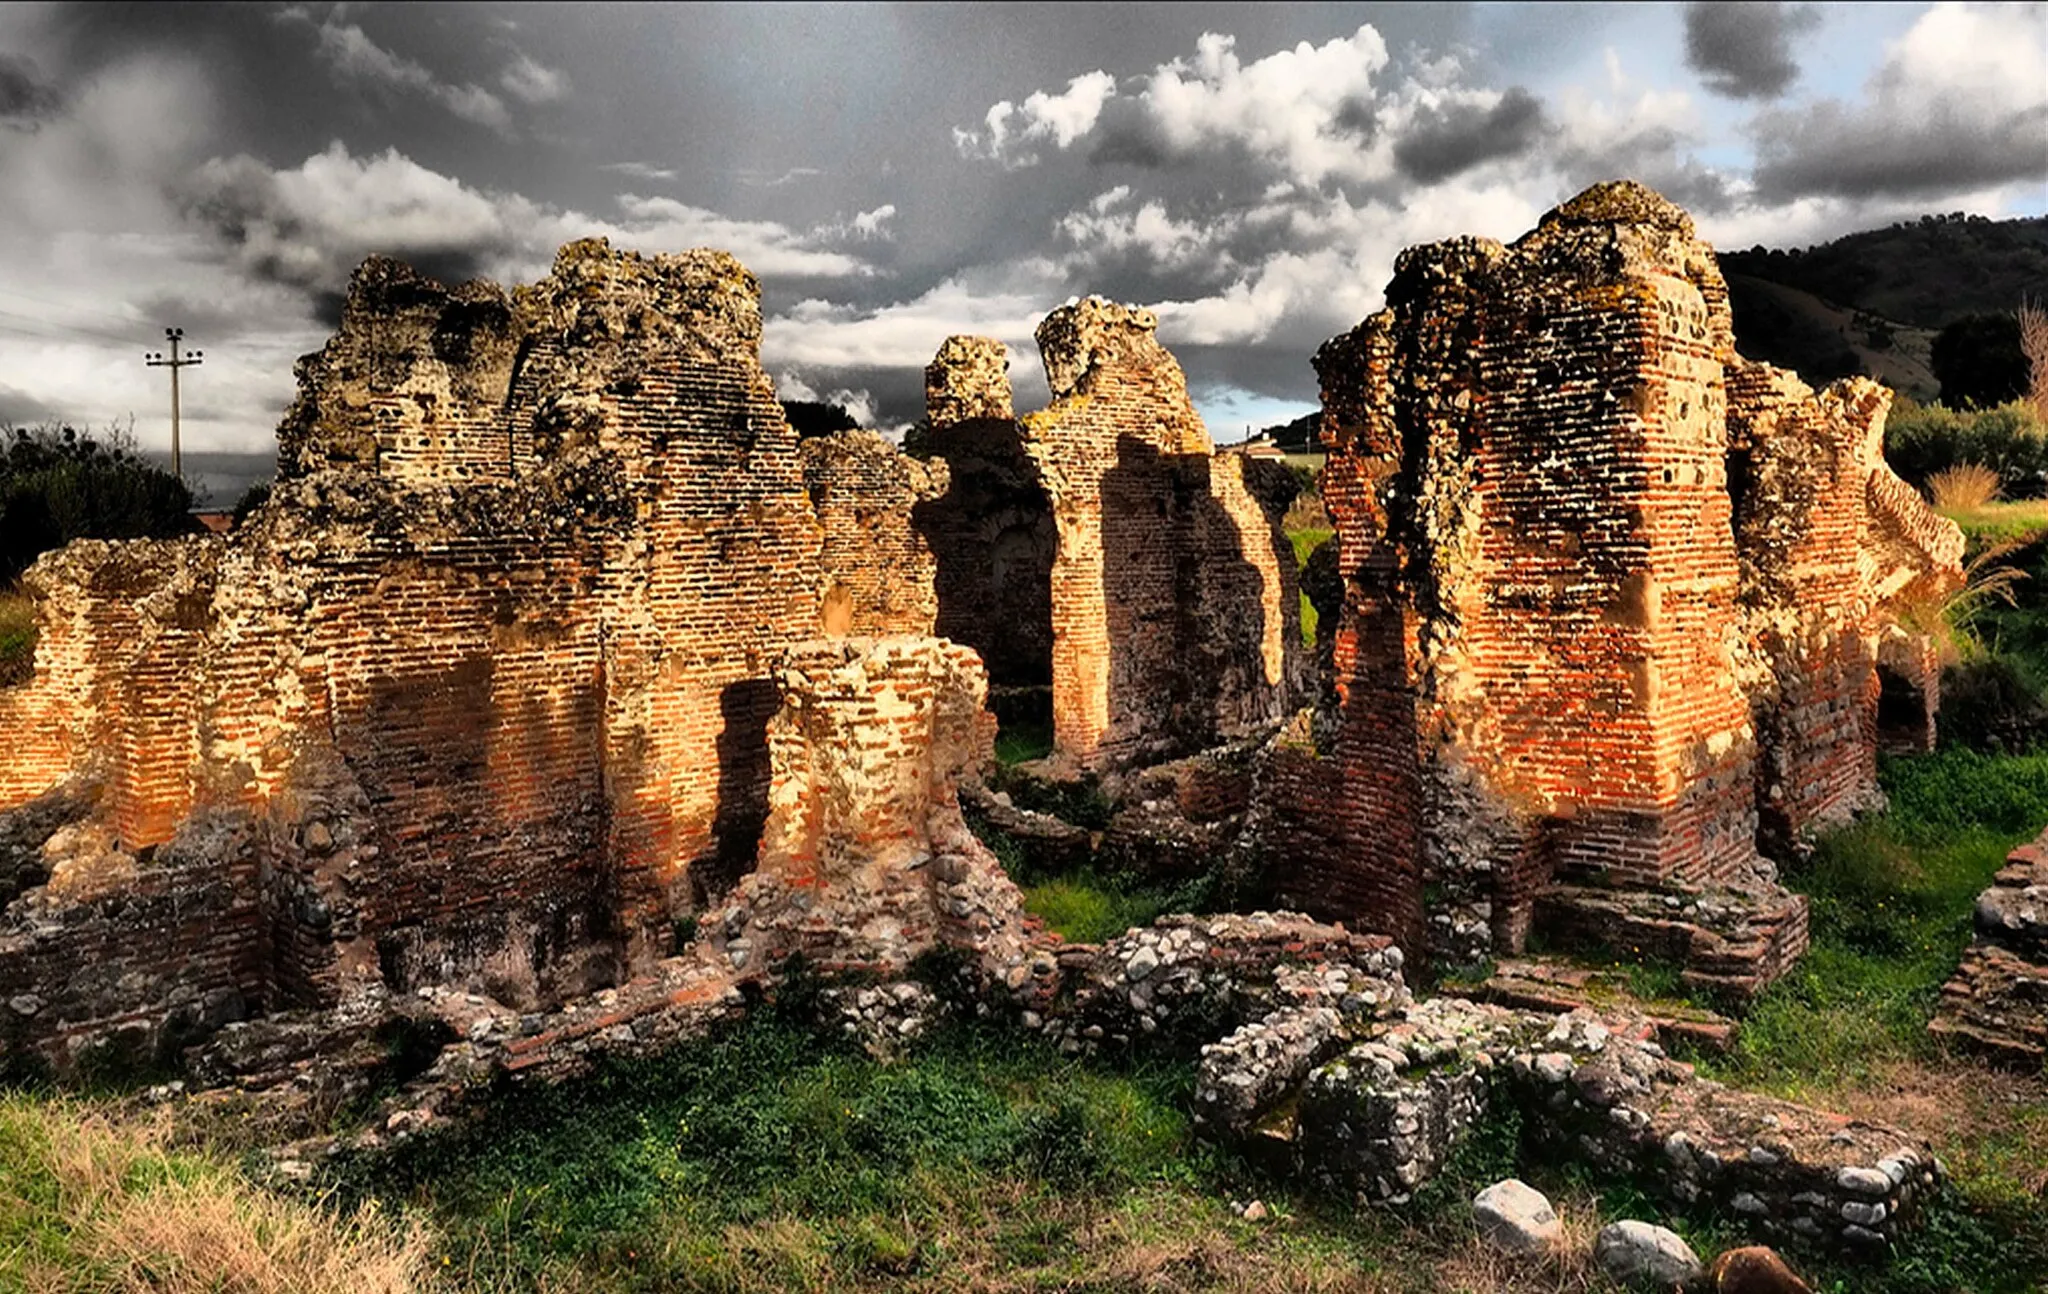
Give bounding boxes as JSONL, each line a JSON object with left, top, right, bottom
{"left": 1532, "top": 882, "right": 1811, "bottom": 1004}
{"left": 1193, "top": 993, "right": 1943, "bottom": 1254}
{"left": 1930, "top": 828, "right": 2048, "bottom": 1068}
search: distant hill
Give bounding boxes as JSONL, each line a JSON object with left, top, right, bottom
{"left": 1718, "top": 212, "right": 2048, "bottom": 397}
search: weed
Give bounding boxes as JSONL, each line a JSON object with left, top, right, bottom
{"left": 1930, "top": 462, "right": 2004, "bottom": 511}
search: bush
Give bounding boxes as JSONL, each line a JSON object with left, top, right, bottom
{"left": 1886, "top": 398, "right": 2048, "bottom": 499}
{"left": 1929, "top": 463, "right": 2003, "bottom": 511}
{"left": 0, "top": 423, "right": 194, "bottom": 583}
{"left": 1939, "top": 656, "right": 2047, "bottom": 752}
{"left": 1932, "top": 312, "right": 2029, "bottom": 409}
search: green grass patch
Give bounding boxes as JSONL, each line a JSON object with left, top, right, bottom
{"left": 1943, "top": 498, "right": 2048, "bottom": 550}
{"left": 350, "top": 1013, "right": 1210, "bottom": 1290}
{"left": 1020, "top": 874, "right": 1165, "bottom": 944}
{"left": 1712, "top": 748, "right": 2048, "bottom": 1092}
{"left": 1686, "top": 746, "right": 2048, "bottom": 1290}
{"left": 1286, "top": 526, "right": 1331, "bottom": 568}
{"left": 991, "top": 718, "right": 1053, "bottom": 766}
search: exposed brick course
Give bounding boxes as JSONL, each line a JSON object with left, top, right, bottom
{"left": 1294, "top": 182, "right": 1960, "bottom": 978}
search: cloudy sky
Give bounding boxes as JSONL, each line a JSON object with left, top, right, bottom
{"left": 0, "top": 1, "right": 2042, "bottom": 477}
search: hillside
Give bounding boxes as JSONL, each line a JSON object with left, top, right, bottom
{"left": 1719, "top": 213, "right": 2048, "bottom": 329}
{"left": 1718, "top": 212, "right": 2048, "bottom": 393}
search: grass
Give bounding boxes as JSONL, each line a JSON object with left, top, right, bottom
{"left": 1686, "top": 748, "right": 2048, "bottom": 1290}
{"left": 0, "top": 585, "right": 34, "bottom": 687}
{"left": 1290, "top": 525, "right": 1332, "bottom": 648}
{"left": 1019, "top": 874, "right": 1166, "bottom": 943}
{"left": 1940, "top": 498, "right": 2048, "bottom": 553}
{"left": 991, "top": 718, "right": 1053, "bottom": 767}
{"left": 0, "top": 1090, "right": 433, "bottom": 1292}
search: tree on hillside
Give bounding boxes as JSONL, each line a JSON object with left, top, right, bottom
{"left": 780, "top": 400, "right": 860, "bottom": 439}
{"left": 0, "top": 422, "right": 194, "bottom": 583}
{"left": 1932, "top": 313, "right": 2029, "bottom": 409}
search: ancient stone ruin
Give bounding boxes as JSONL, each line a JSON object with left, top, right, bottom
{"left": 919, "top": 308, "right": 1305, "bottom": 770}
{"left": 0, "top": 181, "right": 1974, "bottom": 1256}
{"left": 1271, "top": 182, "right": 1960, "bottom": 989}
{"left": 1933, "top": 825, "right": 2048, "bottom": 1068}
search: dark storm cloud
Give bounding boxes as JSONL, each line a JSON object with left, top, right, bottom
{"left": 0, "top": 54, "right": 58, "bottom": 128}
{"left": 1683, "top": 2, "right": 1819, "bottom": 101}
{"left": 1748, "top": 3, "right": 2048, "bottom": 204}
{"left": 1392, "top": 87, "right": 1545, "bottom": 183}
{"left": 1751, "top": 101, "right": 2048, "bottom": 202}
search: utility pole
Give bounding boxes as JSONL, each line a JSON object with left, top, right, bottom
{"left": 144, "top": 327, "right": 202, "bottom": 481}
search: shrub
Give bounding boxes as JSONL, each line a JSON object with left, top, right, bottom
{"left": 0, "top": 422, "right": 194, "bottom": 583}
{"left": 1929, "top": 463, "right": 2003, "bottom": 511}
{"left": 1887, "top": 397, "right": 2048, "bottom": 499}
{"left": 1938, "top": 657, "right": 2046, "bottom": 753}
{"left": 1932, "top": 312, "right": 2029, "bottom": 409}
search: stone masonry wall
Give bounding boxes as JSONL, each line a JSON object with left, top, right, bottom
{"left": 0, "top": 240, "right": 965, "bottom": 1068}
{"left": 931, "top": 307, "right": 1302, "bottom": 769}
{"left": 1298, "top": 182, "right": 1960, "bottom": 972}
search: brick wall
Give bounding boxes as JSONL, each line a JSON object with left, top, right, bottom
{"left": 800, "top": 430, "right": 945, "bottom": 637}
{"left": 1298, "top": 182, "right": 1957, "bottom": 965}
{"left": 0, "top": 239, "right": 983, "bottom": 1062}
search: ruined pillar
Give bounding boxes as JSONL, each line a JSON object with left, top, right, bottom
{"left": 1305, "top": 181, "right": 1959, "bottom": 985}
{"left": 1019, "top": 300, "right": 1301, "bottom": 769}
{"left": 1314, "top": 183, "right": 1775, "bottom": 963}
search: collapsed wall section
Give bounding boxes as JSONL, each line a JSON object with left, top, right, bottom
{"left": 1729, "top": 369, "right": 1962, "bottom": 849}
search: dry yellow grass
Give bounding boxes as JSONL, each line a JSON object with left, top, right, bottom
{"left": 1, "top": 1094, "right": 435, "bottom": 1294}
{"left": 1930, "top": 462, "right": 2003, "bottom": 512}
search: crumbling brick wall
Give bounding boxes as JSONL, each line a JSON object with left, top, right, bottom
{"left": 922, "top": 308, "right": 1303, "bottom": 770}
{"left": 918, "top": 337, "right": 1058, "bottom": 690}
{"left": 1729, "top": 369, "right": 1962, "bottom": 849}
{"left": 1300, "top": 182, "right": 1960, "bottom": 969}
{"left": 0, "top": 239, "right": 974, "bottom": 1067}
{"left": 800, "top": 431, "right": 946, "bottom": 637}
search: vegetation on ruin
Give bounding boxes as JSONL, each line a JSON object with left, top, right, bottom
{"left": 0, "top": 585, "right": 33, "bottom": 687}
{"left": 0, "top": 422, "right": 196, "bottom": 585}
